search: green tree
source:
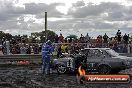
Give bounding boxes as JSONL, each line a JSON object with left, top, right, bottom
{"left": 5, "top": 33, "right": 12, "bottom": 41}
{"left": 30, "top": 30, "right": 56, "bottom": 43}
{"left": 0, "top": 31, "right": 5, "bottom": 40}
{"left": 46, "top": 30, "right": 56, "bottom": 42}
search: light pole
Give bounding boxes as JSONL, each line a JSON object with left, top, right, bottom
{"left": 45, "top": 12, "right": 47, "bottom": 41}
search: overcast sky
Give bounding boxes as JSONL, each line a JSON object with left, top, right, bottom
{"left": 0, "top": 0, "right": 132, "bottom": 38}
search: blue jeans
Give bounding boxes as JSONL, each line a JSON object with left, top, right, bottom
{"left": 42, "top": 56, "right": 50, "bottom": 74}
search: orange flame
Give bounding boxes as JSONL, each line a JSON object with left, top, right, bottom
{"left": 78, "top": 66, "right": 86, "bottom": 76}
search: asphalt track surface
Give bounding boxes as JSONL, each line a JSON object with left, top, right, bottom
{"left": 0, "top": 66, "right": 132, "bottom": 88}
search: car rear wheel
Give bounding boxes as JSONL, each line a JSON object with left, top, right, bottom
{"left": 98, "top": 65, "right": 111, "bottom": 74}
{"left": 56, "top": 64, "right": 67, "bottom": 74}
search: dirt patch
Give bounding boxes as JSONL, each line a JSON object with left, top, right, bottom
{"left": 0, "top": 66, "right": 132, "bottom": 88}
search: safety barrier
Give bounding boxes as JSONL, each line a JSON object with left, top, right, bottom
{"left": 0, "top": 53, "right": 131, "bottom": 66}
{"left": 0, "top": 54, "right": 42, "bottom": 65}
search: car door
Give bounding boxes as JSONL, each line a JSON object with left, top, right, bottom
{"left": 86, "top": 49, "right": 103, "bottom": 73}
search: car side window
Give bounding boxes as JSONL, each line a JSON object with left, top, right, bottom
{"left": 86, "top": 49, "right": 93, "bottom": 57}
{"left": 80, "top": 49, "right": 91, "bottom": 56}
{"left": 102, "top": 50, "right": 111, "bottom": 57}
{"left": 90, "top": 49, "right": 102, "bottom": 57}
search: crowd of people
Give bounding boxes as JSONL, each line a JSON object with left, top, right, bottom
{"left": 1, "top": 42, "right": 41, "bottom": 55}
{"left": 10, "top": 43, "right": 41, "bottom": 54}
{"left": 0, "top": 30, "right": 131, "bottom": 55}
{"left": 54, "top": 30, "right": 131, "bottom": 57}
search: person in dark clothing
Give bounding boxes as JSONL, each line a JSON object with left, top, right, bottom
{"left": 116, "top": 30, "right": 121, "bottom": 42}
{"left": 10, "top": 45, "right": 16, "bottom": 54}
{"left": 2, "top": 41, "right": 7, "bottom": 55}
{"left": 123, "top": 44, "right": 128, "bottom": 53}
{"left": 117, "top": 43, "right": 124, "bottom": 53}
{"left": 17, "top": 35, "right": 21, "bottom": 43}
{"left": 26, "top": 45, "right": 31, "bottom": 54}
{"left": 80, "top": 34, "right": 85, "bottom": 43}
{"left": 113, "top": 43, "right": 118, "bottom": 52}
{"left": 103, "top": 33, "right": 109, "bottom": 43}
{"left": 33, "top": 44, "right": 39, "bottom": 54}
{"left": 39, "top": 44, "right": 42, "bottom": 53}
{"left": 85, "top": 33, "right": 90, "bottom": 43}
{"left": 55, "top": 34, "right": 59, "bottom": 43}
{"left": 12, "top": 38, "right": 16, "bottom": 45}
{"left": 21, "top": 37, "right": 26, "bottom": 43}
{"left": 69, "top": 37, "right": 72, "bottom": 43}
{"left": 103, "top": 33, "right": 109, "bottom": 47}
{"left": 123, "top": 33, "right": 129, "bottom": 44}
{"left": 57, "top": 44, "right": 62, "bottom": 58}
{"left": 15, "top": 44, "right": 20, "bottom": 54}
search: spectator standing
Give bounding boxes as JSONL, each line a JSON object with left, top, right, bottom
{"left": 55, "top": 34, "right": 59, "bottom": 43}
{"left": 123, "top": 44, "right": 128, "bottom": 53}
{"left": 96, "top": 37, "right": 102, "bottom": 48}
{"left": 75, "top": 43, "right": 80, "bottom": 52}
{"left": 103, "top": 33, "right": 109, "bottom": 43}
{"left": 65, "top": 44, "right": 69, "bottom": 53}
{"left": 33, "top": 44, "right": 39, "bottom": 54}
{"left": 39, "top": 44, "right": 42, "bottom": 53}
{"left": 59, "top": 33, "right": 64, "bottom": 43}
{"left": 57, "top": 44, "right": 62, "bottom": 58}
{"left": 64, "top": 38, "right": 68, "bottom": 43}
{"left": 31, "top": 46, "right": 34, "bottom": 54}
{"left": 117, "top": 42, "right": 124, "bottom": 53}
{"left": 69, "top": 37, "right": 72, "bottom": 43}
{"left": 2, "top": 41, "right": 7, "bottom": 55}
{"left": 116, "top": 30, "right": 121, "bottom": 42}
{"left": 15, "top": 44, "right": 20, "bottom": 54}
{"left": 20, "top": 44, "right": 27, "bottom": 54}
{"left": 70, "top": 42, "right": 76, "bottom": 54}
{"left": 17, "top": 35, "right": 21, "bottom": 43}
{"left": 103, "top": 33, "right": 109, "bottom": 47}
{"left": 123, "top": 33, "right": 129, "bottom": 44}
{"left": 0, "top": 45, "right": 3, "bottom": 55}
{"left": 26, "top": 45, "right": 31, "bottom": 54}
{"left": 113, "top": 43, "right": 118, "bottom": 52}
{"left": 85, "top": 33, "right": 90, "bottom": 43}
{"left": 80, "top": 34, "right": 85, "bottom": 43}
{"left": 61, "top": 44, "right": 65, "bottom": 53}
{"left": 12, "top": 38, "right": 16, "bottom": 45}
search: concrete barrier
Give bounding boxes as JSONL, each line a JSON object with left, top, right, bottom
{"left": 0, "top": 52, "right": 131, "bottom": 65}
{"left": 0, "top": 54, "right": 42, "bottom": 65}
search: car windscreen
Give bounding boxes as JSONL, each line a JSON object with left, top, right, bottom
{"left": 105, "top": 49, "right": 119, "bottom": 57}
